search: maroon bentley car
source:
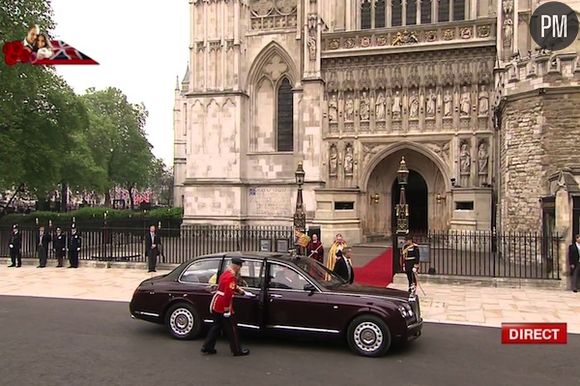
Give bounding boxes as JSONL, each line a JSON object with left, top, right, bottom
{"left": 130, "top": 252, "right": 422, "bottom": 357}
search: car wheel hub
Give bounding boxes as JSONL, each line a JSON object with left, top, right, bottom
{"left": 170, "top": 308, "right": 194, "bottom": 336}
{"left": 354, "top": 322, "right": 383, "bottom": 353}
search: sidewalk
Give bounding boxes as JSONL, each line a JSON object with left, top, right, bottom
{"left": 1, "top": 265, "right": 579, "bottom": 334}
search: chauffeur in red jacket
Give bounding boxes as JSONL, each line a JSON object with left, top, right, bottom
{"left": 201, "top": 256, "right": 254, "bottom": 356}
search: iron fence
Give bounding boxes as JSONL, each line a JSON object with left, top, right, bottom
{"left": 410, "top": 230, "right": 561, "bottom": 280}
{"left": 0, "top": 225, "right": 294, "bottom": 265}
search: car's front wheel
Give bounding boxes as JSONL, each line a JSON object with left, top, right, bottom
{"left": 347, "top": 315, "right": 392, "bottom": 357}
{"left": 165, "top": 302, "right": 201, "bottom": 340}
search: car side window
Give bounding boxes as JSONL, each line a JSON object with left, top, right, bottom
{"left": 181, "top": 259, "right": 221, "bottom": 284}
{"left": 230, "top": 259, "right": 263, "bottom": 289}
{"left": 268, "top": 263, "right": 308, "bottom": 291}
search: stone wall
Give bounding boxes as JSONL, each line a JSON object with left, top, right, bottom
{"left": 499, "top": 52, "right": 580, "bottom": 233}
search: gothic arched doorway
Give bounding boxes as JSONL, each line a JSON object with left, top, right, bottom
{"left": 390, "top": 170, "right": 428, "bottom": 234}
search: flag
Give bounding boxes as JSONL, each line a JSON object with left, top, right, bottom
{"left": 34, "top": 40, "right": 98, "bottom": 65}
{"left": 296, "top": 231, "right": 310, "bottom": 248}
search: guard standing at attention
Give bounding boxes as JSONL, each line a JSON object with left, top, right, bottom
{"left": 8, "top": 224, "right": 22, "bottom": 267}
{"left": 67, "top": 225, "right": 82, "bottom": 268}
{"left": 53, "top": 227, "right": 67, "bottom": 268}
{"left": 401, "top": 235, "right": 420, "bottom": 294}
{"left": 201, "top": 256, "right": 254, "bottom": 356}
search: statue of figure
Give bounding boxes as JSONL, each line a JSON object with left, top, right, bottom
{"left": 345, "top": 95, "right": 354, "bottom": 121}
{"left": 375, "top": 92, "right": 386, "bottom": 120}
{"left": 392, "top": 90, "right": 402, "bottom": 119}
{"left": 329, "top": 145, "right": 338, "bottom": 176}
{"left": 460, "top": 86, "right": 471, "bottom": 116}
{"left": 443, "top": 89, "right": 453, "bottom": 117}
{"left": 459, "top": 142, "right": 471, "bottom": 187}
{"left": 478, "top": 85, "right": 489, "bottom": 115}
{"left": 503, "top": 17, "right": 513, "bottom": 47}
{"left": 360, "top": 92, "right": 370, "bottom": 121}
{"left": 426, "top": 89, "right": 436, "bottom": 117}
{"left": 478, "top": 141, "right": 489, "bottom": 186}
{"left": 328, "top": 94, "right": 338, "bottom": 122}
{"left": 344, "top": 144, "right": 354, "bottom": 175}
{"left": 409, "top": 90, "right": 419, "bottom": 118}
{"left": 308, "top": 35, "right": 316, "bottom": 61}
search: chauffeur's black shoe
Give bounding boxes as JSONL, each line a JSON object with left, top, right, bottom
{"left": 201, "top": 348, "right": 217, "bottom": 355}
{"left": 233, "top": 349, "right": 249, "bottom": 356}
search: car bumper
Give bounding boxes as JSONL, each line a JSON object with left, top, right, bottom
{"left": 405, "top": 319, "right": 423, "bottom": 341}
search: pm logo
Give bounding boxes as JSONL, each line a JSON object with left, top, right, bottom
{"left": 530, "top": 1, "right": 579, "bottom": 51}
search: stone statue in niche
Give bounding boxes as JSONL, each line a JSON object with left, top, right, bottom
{"left": 409, "top": 90, "right": 419, "bottom": 119}
{"left": 459, "top": 141, "right": 471, "bottom": 187}
{"left": 460, "top": 86, "right": 471, "bottom": 116}
{"left": 426, "top": 89, "right": 436, "bottom": 117}
{"left": 307, "top": 15, "right": 317, "bottom": 62}
{"left": 443, "top": 89, "right": 453, "bottom": 117}
{"left": 328, "top": 94, "right": 338, "bottom": 122}
{"left": 345, "top": 94, "right": 354, "bottom": 122}
{"left": 478, "top": 85, "right": 489, "bottom": 115}
{"left": 360, "top": 92, "right": 370, "bottom": 121}
{"left": 344, "top": 144, "right": 354, "bottom": 176}
{"left": 503, "top": 17, "right": 513, "bottom": 48}
{"left": 477, "top": 141, "right": 489, "bottom": 186}
{"left": 375, "top": 92, "right": 386, "bottom": 120}
{"left": 329, "top": 144, "right": 338, "bottom": 176}
{"left": 392, "top": 90, "right": 402, "bottom": 119}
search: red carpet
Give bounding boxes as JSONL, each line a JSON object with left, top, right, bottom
{"left": 354, "top": 248, "right": 393, "bottom": 287}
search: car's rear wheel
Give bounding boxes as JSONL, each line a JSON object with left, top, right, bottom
{"left": 347, "top": 315, "right": 391, "bottom": 357}
{"left": 165, "top": 302, "right": 201, "bottom": 340}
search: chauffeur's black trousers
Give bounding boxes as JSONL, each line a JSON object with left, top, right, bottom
{"left": 202, "top": 313, "right": 243, "bottom": 354}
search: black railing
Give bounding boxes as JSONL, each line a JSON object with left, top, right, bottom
{"left": 410, "top": 230, "right": 561, "bottom": 280}
{"left": 0, "top": 225, "right": 293, "bottom": 265}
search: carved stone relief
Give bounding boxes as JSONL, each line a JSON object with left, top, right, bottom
{"left": 478, "top": 85, "right": 489, "bottom": 116}
{"left": 443, "top": 88, "right": 453, "bottom": 117}
{"left": 360, "top": 92, "right": 370, "bottom": 121}
{"left": 477, "top": 139, "right": 489, "bottom": 186}
{"left": 344, "top": 93, "right": 355, "bottom": 122}
{"left": 250, "top": 0, "right": 298, "bottom": 30}
{"left": 460, "top": 86, "right": 471, "bottom": 116}
{"left": 426, "top": 88, "right": 436, "bottom": 118}
{"left": 375, "top": 92, "right": 386, "bottom": 121}
{"left": 307, "top": 14, "right": 317, "bottom": 62}
{"left": 392, "top": 90, "right": 402, "bottom": 120}
{"left": 459, "top": 140, "right": 471, "bottom": 187}
{"left": 328, "top": 94, "right": 338, "bottom": 122}
{"left": 409, "top": 90, "right": 419, "bottom": 119}
{"left": 344, "top": 143, "right": 354, "bottom": 176}
{"left": 329, "top": 143, "right": 338, "bottom": 177}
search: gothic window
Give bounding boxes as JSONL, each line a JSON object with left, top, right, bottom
{"left": 361, "top": 1, "right": 372, "bottom": 29}
{"left": 276, "top": 77, "right": 293, "bottom": 152}
{"left": 438, "top": 0, "right": 450, "bottom": 22}
{"left": 421, "top": 0, "right": 432, "bottom": 24}
{"left": 392, "top": 0, "right": 402, "bottom": 26}
{"left": 453, "top": 0, "right": 466, "bottom": 21}
{"left": 375, "top": 0, "right": 386, "bottom": 28}
{"left": 406, "top": 0, "right": 417, "bottom": 25}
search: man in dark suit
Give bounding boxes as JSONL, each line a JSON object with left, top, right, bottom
{"left": 333, "top": 247, "right": 354, "bottom": 284}
{"left": 53, "top": 227, "right": 67, "bottom": 268}
{"left": 568, "top": 234, "right": 580, "bottom": 293}
{"left": 37, "top": 226, "right": 52, "bottom": 268}
{"left": 145, "top": 225, "right": 161, "bottom": 273}
{"left": 8, "top": 224, "right": 22, "bottom": 267}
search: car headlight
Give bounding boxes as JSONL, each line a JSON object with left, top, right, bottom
{"left": 398, "top": 303, "right": 414, "bottom": 318}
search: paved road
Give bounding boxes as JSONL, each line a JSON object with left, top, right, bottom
{"left": 1, "top": 296, "right": 578, "bottom": 386}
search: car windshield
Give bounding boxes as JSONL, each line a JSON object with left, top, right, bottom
{"left": 293, "top": 258, "right": 346, "bottom": 288}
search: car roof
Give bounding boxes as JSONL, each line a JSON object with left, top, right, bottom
{"left": 196, "top": 251, "right": 300, "bottom": 263}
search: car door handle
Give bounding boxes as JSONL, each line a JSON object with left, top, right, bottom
{"left": 270, "top": 294, "right": 282, "bottom": 299}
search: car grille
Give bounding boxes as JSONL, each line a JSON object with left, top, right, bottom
{"left": 409, "top": 297, "right": 421, "bottom": 324}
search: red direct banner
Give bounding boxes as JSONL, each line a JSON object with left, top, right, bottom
{"left": 501, "top": 323, "right": 567, "bottom": 344}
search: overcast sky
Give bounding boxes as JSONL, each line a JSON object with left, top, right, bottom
{"left": 51, "top": 0, "right": 190, "bottom": 167}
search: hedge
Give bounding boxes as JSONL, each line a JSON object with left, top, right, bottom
{"left": 0, "top": 207, "right": 183, "bottom": 228}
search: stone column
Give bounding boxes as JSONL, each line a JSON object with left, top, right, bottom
{"left": 555, "top": 187, "right": 572, "bottom": 283}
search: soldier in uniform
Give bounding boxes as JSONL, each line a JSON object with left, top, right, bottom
{"left": 67, "top": 226, "right": 82, "bottom": 268}
{"left": 400, "top": 235, "right": 420, "bottom": 294}
{"left": 8, "top": 224, "right": 22, "bottom": 267}
{"left": 201, "top": 256, "right": 254, "bottom": 356}
{"left": 53, "top": 227, "right": 67, "bottom": 268}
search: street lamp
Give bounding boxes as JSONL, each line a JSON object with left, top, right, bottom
{"left": 394, "top": 157, "right": 410, "bottom": 273}
{"left": 293, "top": 162, "right": 306, "bottom": 254}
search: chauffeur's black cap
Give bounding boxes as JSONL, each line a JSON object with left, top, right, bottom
{"left": 231, "top": 256, "right": 244, "bottom": 266}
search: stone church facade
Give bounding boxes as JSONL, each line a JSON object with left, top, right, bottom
{"left": 173, "top": 0, "right": 580, "bottom": 248}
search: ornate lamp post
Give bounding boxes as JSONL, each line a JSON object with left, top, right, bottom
{"left": 293, "top": 162, "right": 306, "bottom": 254}
{"left": 394, "top": 157, "right": 410, "bottom": 273}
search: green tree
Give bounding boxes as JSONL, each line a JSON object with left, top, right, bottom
{"left": 149, "top": 159, "right": 173, "bottom": 206}
{"left": 80, "top": 88, "right": 156, "bottom": 209}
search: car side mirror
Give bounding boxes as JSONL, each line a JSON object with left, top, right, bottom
{"left": 303, "top": 283, "right": 316, "bottom": 295}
